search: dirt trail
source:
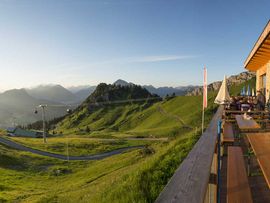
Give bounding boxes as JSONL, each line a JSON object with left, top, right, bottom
{"left": 157, "top": 105, "right": 193, "bottom": 130}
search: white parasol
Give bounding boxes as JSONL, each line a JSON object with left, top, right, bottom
{"left": 214, "top": 76, "right": 231, "bottom": 105}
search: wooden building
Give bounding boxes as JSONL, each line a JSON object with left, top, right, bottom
{"left": 6, "top": 127, "right": 43, "bottom": 138}
{"left": 245, "top": 20, "right": 270, "bottom": 99}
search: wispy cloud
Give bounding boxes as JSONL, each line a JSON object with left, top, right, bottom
{"left": 84, "top": 54, "right": 198, "bottom": 67}
{"left": 41, "top": 54, "right": 198, "bottom": 72}
{"left": 128, "top": 55, "right": 196, "bottom": 63}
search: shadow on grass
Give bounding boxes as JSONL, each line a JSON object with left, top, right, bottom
{"left": 0, "top": 154, "right": 27, "bottom": 171}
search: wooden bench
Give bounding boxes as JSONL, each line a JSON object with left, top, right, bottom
{"left": 222, "top": 122, "right": 234, "bottom": 144}
{"left": 227, "top": 147, "right": 253, "bottom": 203}
{"left": 221, "top": 123, "right": 235, "bottom": 156}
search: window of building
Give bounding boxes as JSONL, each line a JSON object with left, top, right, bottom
{"left": 260, "top": 74, "right": 266, "bottom": 95}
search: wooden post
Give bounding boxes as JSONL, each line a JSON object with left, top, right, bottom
{"left": 217, "top": 120, "right": 222, "bottom": 203}
{"left": 202, "top": 109, "right": 205, "bottom": 134}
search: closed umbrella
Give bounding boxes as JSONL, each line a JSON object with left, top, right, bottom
{"left": 215, "top": 76, "right": 231, "bottom": 105}
{"left": 252, "top": 88, "right": 255, "bottom": 97}
{"left": 247, "top": 85, "right": 251, "bottom": 96}
{"left": 240, "top": 87, "right": 245, "bottom": 96}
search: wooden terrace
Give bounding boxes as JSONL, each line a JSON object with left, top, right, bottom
{"left": 155, "top": 107, "right": 270, "bottom": 203}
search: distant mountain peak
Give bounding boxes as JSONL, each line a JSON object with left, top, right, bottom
{"left": 25, "top": 85, "right": 79, "bottom": 104}
{"left": 67, "top": 85, "right": 92, "bottom": 93}
{"left": 113, "top": 79, "right": 134, "bottom": 86}
{"left": 3, "top": 88, "right": 30, "bottom": 97}
{"left": 28, "top": 84, "right": 61, "bottom": 89}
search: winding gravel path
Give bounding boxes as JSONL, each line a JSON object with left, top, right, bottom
{"left": 0, "top": 137, "right": 143, "bottom": 161}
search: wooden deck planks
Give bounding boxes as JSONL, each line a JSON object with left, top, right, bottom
{"left": 227, "top": 147, "right": 253, "bottom": 203}
{"left": 247, "top": 133, "right": 270, "bottom": 189}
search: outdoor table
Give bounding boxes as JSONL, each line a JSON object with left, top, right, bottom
{"left": 235, "top": 115, "right": 260, "bottom": 131}
{"left": 246, "top": 133, "right": 270, "bottom": 189}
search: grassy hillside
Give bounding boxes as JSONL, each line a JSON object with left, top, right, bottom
{"left": 0, "top": 92, "right": 218, "bottom": 202}
{"left": 33, "top": 76, "right": 254, "bottom": 138}
{"left": 0, "top": 127, "right": 207, "bottom": 202}
{"left": 55, "top": 94, "right": 217, "bottom": 139}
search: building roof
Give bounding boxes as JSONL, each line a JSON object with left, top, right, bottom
{"left": 14, "top": 128, "right": 38, "bottom": 137}
{"left": 6, "top": 127, "right": 16, "bottom": 133}
{"left": 244, "top": 20, "right": 270, "bottom": 71}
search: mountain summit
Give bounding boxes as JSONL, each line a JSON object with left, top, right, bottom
{"left": 84, "top": 82, "right": 159, "bottom": 106}
{"left": 113, "top": 79, "right": 134, "bottom": 86}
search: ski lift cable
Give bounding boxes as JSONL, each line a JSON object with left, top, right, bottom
{"left": 86, "top": 96, "right": 162, "bottom": 106}
{"left": 34, "top": 96, "right": 162, "bottom": 117}
{"left": 34, "top": 97, "right": 161, "bottom": 109}
{"left": 36, "top": 104, "right": 76, "bottom": 108}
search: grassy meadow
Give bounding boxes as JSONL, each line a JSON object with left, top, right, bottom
{"left": 0, "top": 94, "right": 219, "bottom": 202}
{"left": 0, "top": 129, "right": 203, "bottom": 202}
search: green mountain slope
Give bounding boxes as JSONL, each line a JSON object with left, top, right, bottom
{"left": 55, "top": 83, "right": 164, "bottom": 136}
{"left": 55, "top": 90, "right": 216, "bottom": 138}
{"left": 0, "top": 77, "right": 256, "bottom": 202}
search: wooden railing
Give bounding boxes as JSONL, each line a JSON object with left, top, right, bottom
{"left": 155, "top": 106, "right": 224, "bottom": 203}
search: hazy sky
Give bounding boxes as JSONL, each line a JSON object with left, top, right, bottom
{"left": 0, "top": 0, "right": 269, "bottom": 91}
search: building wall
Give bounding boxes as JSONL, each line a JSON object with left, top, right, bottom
{"left": 256, "top": 61, "right": 270, "bottom": 101}
{"left": 266, "top": 62, "right": 270, "bottom": 101}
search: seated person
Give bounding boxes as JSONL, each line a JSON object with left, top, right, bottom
{"left": 256, "top": 90, "right": 266, "bottom": 111}
{"left": 247, "top": 97, "right": 255, "bottom": 110}
{"left": 241, "top": 98, "right": 250, "bottom": 111}
{"left": 228, "top": 97, "right": 238, "bottom": 110}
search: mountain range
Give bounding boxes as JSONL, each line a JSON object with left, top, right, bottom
{"left": 0, "top": 71, "right": 253, "bottom": 127}
{"left": 186, "top": 72, "right": 256, "bottom": 96}
{"left": 0, "top": 89, "right": 69, "bottom": 128}
{"left": 113, "top": 79, "right": 198, "bottom": 97}
{"left": 0, "top": 84, "right": 98, "bottom": 127}
{"left": 25, "top": 85, "right": 96, "bottom": 104}
{"left": 25, "top": 85, "right": 80, "bottom": 104}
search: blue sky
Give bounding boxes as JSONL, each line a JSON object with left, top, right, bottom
{"left": 0, "top": 0, "right": 269, "bottom": 91}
